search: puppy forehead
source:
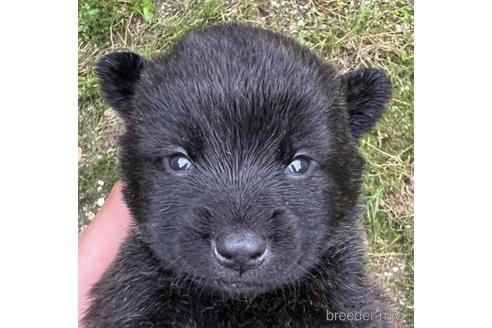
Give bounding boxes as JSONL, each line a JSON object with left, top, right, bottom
{"left": 133, "top": 27, "right": 339, "bottom": 156}
{"left": 135, "top": 79, "right": 332, "bottom": 158}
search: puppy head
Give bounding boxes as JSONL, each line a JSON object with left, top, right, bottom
{"left": 96, "top": 25, "right": 391, "bottom": 298}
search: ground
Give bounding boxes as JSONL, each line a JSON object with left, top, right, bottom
{"left": 78, "top": 0, "right": 414, "bottom": 326}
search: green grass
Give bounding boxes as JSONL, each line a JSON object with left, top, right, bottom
{"left": 78, "top": 0, "right": 414, "bottom": 326}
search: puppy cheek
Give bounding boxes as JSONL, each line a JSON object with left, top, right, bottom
{"left": 173, "top": 226, "right": 215, "bottom": 274}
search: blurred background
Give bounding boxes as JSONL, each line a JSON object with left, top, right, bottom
{"left": 78, "top": 0, "right": 413, "bottom": 326}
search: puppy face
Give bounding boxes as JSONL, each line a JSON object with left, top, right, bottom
{"left": 97, "top": 24, "right": 391, "bottom": 297}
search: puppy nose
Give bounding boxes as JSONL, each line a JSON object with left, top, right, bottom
{"left": 213, "top": 232, "right": 268, "bottom": 273}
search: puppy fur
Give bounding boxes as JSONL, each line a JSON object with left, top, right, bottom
{"left": 83, "top": 23, "right": 392, "bottom": 328}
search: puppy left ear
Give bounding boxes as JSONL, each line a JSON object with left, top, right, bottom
{"left": 341, "top": 68, "right": 392, "bottom": 139}
{"left": 96, "top": 52, "right": 147, "bottom": 119}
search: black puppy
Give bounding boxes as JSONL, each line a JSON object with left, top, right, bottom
{"left": 83, "top": 23, "right": 392, "bottom": 327}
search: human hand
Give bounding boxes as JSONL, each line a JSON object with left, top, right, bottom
{"left": 78, "top": 181, "right": 133, "bottom": 326}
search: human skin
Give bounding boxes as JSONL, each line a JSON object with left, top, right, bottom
{"left": 78, "top": 181, "right": 132, "bottom": 326}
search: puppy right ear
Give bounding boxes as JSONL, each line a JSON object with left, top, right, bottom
{"left": 96, "top": 52, "right": 146, "bottom": 118}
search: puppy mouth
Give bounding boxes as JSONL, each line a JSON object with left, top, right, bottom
{"left": 215, "top": 278, "right": 256, "bottom": 286}
{"left": 209, "top": 278, "right": 267, "bottom": 295}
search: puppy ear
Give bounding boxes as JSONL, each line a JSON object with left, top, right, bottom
{"left": 96, "top": 52, "right": 146, "bottom": 118}
{"left": 341, "top": 68, "right": 391, "bottom": 139}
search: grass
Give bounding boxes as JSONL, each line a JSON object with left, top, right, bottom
{"left": 78, "top": 0, "right": 414, "bottom": 326}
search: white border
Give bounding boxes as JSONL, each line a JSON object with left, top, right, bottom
{"left": 416, "top": 1, "right": 492, "bottom": 327}
{"left": 0, "top": 0, "right": 77, "bottom": 327}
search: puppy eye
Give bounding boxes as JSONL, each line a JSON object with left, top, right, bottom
{"left": 168, "top": 154, "right": 192, "bottom": 173}
{"left": 285, "top": 156, "right": 310, "bottom": 175}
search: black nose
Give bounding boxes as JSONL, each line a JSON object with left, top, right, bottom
{"left": 213, "top": 232, "right": 268, "bottom": 273}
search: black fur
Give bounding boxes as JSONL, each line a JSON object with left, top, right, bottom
{"left": 84, "top": 23, "right": 392, "bottom": 328}
{"left": 341, "top": 68, "right": 391, "bottom": 139}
